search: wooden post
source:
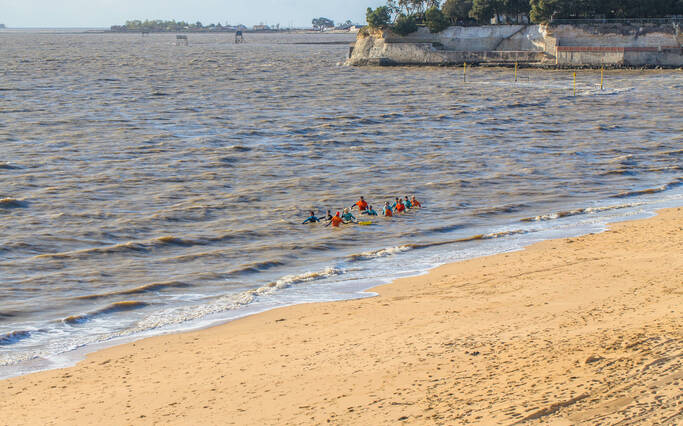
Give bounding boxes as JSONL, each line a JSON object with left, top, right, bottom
{"left": 463, "top": 62, "right": 467, "bottom": 83}
{"left": 573, "top": 72, "right": 576, "bottom": 96}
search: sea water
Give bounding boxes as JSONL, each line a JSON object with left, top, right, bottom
{"left": 1, "top": 31, "right": 681, "bottom": 378}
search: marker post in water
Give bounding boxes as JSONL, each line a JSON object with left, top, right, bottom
{"left": 573, "top": 72, "right": 576, "bottom": 96}
{"left": 514, "top": 62, "right": 518, "bottom": 82}
{"left": 601, "top": 66, "right": 604, "bottom": 90}
{"left": 463, "top": 62, "right": 467, "bottom": 83}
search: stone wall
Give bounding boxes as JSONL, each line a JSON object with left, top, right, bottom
{"left": 547, "top": 24, "right": 681, "bottom": 49}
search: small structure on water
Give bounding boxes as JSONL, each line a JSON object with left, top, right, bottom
{"left": 141, "top": 30, "right": 150, "bottom": 36}
{"left": 175, "top": 34, "right": 188, "bottom": 46}
{"left": 235, "top": 30, "right": 245, "bottom": 44}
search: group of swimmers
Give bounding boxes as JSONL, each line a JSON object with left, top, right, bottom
{"left": 302, "top": 195, "right": 422, "bottom": 227}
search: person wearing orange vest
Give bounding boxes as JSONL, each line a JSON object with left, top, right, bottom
{"left": 411, "top": 195, "right": 421, "bottom": 208}
{"left": 383, "top": 202, "right": 393, "bottom": 217}
{"left": 395, "top": 198, "right": 406, "bottom": 213}
{"left": 327, "top": 211, "right": 343, "bottom": 227}
{"left": 351, "top": 196, "right": 368, "bottom": 213}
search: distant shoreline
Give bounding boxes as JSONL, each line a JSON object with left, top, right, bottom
{"left": 0, "top": 27, "right": 356, "bottom": 35}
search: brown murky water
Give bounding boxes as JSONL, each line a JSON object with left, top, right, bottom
{"left": 0, "top": 31, "right": 681, "bottom": 375}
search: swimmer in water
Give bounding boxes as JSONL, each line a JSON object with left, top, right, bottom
{"left": 383, "top": 202, "right": 393, "bottom": 217}
{"left": 341, "top": 208, "right": 357, "bottom": 224}
{"left": 395, "top": 198, "right": 406, "bottom": 213}
{"left": 302, "top": 211, "right": 320, "bottom": 224}
{"left": 366, "top": 205, "right": 378, "bottom": 216}
{"left": 404, "top": 196, "right": 412, "bottom": 209}
{"left": 351, "top": 196, "right": 368, "bottom": 213}
{"left": 324, "top": 209, "right": 333, "bottom": 221}
{"left": 326, "top": 211, "right": 343, "bottom": 227}
{"left": 411, "top": 195, "right": 421, "bottom": 208}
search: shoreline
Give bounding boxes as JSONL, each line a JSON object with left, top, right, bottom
{"left": 0, "top": 197, "right": 666, "bottom": 381}
{"left": 1, "top": 207, "right": 681, "bottom": 423}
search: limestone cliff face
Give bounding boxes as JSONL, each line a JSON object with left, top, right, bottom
{"left": 348, "top": 28, "right": 451, "bottom": 65}
{"left": 346, "top": 23, "right": 682, "bottom": 67}
{"left": 546, "top": 24, "right": 682, "bottom": 48}
{"left": 346, "top": 26, "right": 551, "bottom": 66}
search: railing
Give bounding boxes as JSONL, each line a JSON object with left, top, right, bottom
{"left": 550, "top": 17, "right": 682, "bottom": 25}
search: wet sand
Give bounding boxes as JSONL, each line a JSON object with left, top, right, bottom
{"left": 2, "top": 208, "right": 681, "bottom": 425}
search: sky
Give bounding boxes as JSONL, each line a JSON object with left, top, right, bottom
{"left": 1, "top": 0, "right": 387, "bottom": 28}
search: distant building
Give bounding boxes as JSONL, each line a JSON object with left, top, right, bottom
{"left": 252, "top": 24, "right": 270, "bottom": 31}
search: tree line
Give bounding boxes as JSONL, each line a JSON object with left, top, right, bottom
{"left": 110, "top": 20, "right": 241, "bottom": 32}
{"left": 367, "top": 0, "right": 683, "bottom": 35}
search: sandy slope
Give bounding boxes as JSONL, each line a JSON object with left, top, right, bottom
{"left": 1, "top": 208, "right": 681, "bottom": 425}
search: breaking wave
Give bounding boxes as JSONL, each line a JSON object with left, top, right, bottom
{"left": 63, "top": 301, "right": 149, "bottom": 325}
{"left": 132, "top": 267, "right": 344, "bottom": 331}
{"left": 521, "top": 203, "right": 644, "bottom": 222}
{"left": 0, "top": 330, "right": 32, "bottom": 346}
{"left": 73, "top": 281, "right": 191, "bottom": 301}
{"left": 348, "top": 245, "right": 412, "bottom": 262}
{"left": 613, "top": 178, "right": 683, "bottom": 198}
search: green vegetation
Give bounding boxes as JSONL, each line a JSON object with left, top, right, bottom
{"left": 366, "top": 6, "right": 393, "bottom": 28}
{"left": 425, "top": 6, "right": 450, "bottom": 32}
{"left": 392, "top": 14, "right": 419, "bottom": 35}
{"left": 442, "top": 0, "right": 474, "bottom": 24}
{"left": 530, "top": 0, "right": 683, "bottom": 23}
{"left": 365, "top": 0, "right": 682, "bottom": 31}
{"left": 110, "top": 20, "right": 238, "bottom": 32}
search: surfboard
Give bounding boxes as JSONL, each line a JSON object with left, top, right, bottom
{"left": 358, "top": 221, "right": 372, "bottom": 226}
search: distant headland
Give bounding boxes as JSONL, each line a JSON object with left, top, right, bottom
{"left": 0, "top": 24, "right": 6, "bottom": 29}
{"left": 347, "top": 0, "right": 682, "bottom": 67}
{"left": 109, "top": 19, "right": 361, "bottom": 33}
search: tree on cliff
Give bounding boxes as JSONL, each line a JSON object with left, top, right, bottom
{"left": 443, "top": 0, "right": 474, "bottom": 24}
{"left": 502, "top": 0, "right": 531, "bottom": 21}
{"left": 529, "top": 0, "right": 683, "bottom": 23}
{"left": 392, "top": 13, "right": 419, "bottom": 34}
{"left": 425, "top": 6, "right": 451, "bottom": 31}
{"left": 387, "top": 0, "right": 443, "bottom": 16}
{"left": 366, "top": 6, "right": 392, "bottom": 27}
{"left": 469, "top": 0, "right": 500, "bottom": 23}
{"left": 468, "top": 0, "right": 531, "bottom": 23}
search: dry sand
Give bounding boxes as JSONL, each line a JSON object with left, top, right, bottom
{"left": 2, "top": 208, "right": 681, "bottom": 425}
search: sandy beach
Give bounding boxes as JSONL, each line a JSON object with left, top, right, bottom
{"left": 2, "top": 207, "right": 681, "bottom": 425}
